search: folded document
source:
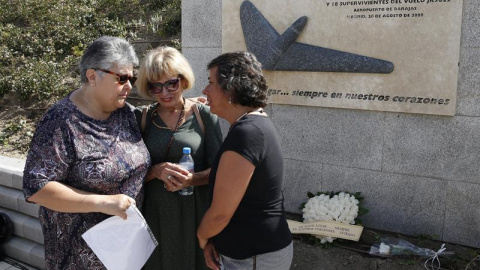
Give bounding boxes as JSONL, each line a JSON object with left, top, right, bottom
{"left": 82, "top": 204, "right": 158, "bottom": 270}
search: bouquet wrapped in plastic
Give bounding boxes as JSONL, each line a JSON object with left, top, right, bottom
{"left": 369, "top": 236, "right": 453, "bottom": 270}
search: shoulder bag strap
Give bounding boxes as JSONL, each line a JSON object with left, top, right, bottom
{"left": 141, "top": 107, "right": 148, "bottom": 135}
{"left": 192, "top": 103, "right": 205, "bottom": 135}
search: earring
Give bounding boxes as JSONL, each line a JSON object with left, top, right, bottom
{"left": 228, "top": 98, "right": 232, "bottom": 104}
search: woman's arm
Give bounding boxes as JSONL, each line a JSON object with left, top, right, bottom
{"left": 197, "top": 151, "right": 255, "bottom": 248}
{"left": 28, "top": 181, "right": 135, "bottom": 219}
{"left": 190, "top": 168, "right": 210, "bottom": 186}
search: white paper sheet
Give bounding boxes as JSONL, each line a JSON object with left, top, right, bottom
{"left": 82, "top": 204, "right": 158, "bottom": 270}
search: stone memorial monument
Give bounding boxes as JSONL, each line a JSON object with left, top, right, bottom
{"left": 182, "top": 0, "right": 480, "bottom": 250}
{"left": 223, "top": 0, "right": 463, "bottom": 116}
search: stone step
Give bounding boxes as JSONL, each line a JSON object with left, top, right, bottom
{"left": 0, "top": 207, "right": 43, "bottom": 245}
{"left": 0, "top": 186, "right": 39, "bottom": 219}
{"left": 0, "top": 156, "right": 40, "bottom": 219}
{"left": 0, "top": 156, "right": 25, "bottom": 192}
{"left": 0, "top": 156, "right": 44, "bottom": 269}
{"left": 0, "top": 236, "right": 44, "bottom": 270}
{"left": 0, "top": 257, "right": 39, "bottom": 270}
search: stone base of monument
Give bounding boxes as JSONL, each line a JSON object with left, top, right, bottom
{"left": 0, "top": 156, "right": 44, "bottom": 270}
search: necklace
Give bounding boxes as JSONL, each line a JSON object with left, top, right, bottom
{"left": 150, "top": 99, "right": 186, "bottom": 162}
{"left": 151, "top": 99, "right": 185, "bottom": 131}
{"left": 228, "top": 108, "right": 264, "bottom": 132}
{"left": 82, "top": 89, "right": 101, "bottom": 120}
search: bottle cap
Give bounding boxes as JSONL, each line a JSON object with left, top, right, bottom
{"left": 183, "top": 147, "right": 191, "bottom": 154}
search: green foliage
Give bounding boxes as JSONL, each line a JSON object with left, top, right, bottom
{"left": 159, "top": 1, "right": 182, "bottom": 37}
{"left": 0, "top": 117, "right": 34, "bottom": 151}
{"left": 308, "top": 237, "right": 335, "bottom": 249}
{"left": 0, "top": 0, "right": 182, "bottom": 101}
{"left": 4, "top": 118, "right": 28, "bottom": 133}
{"left": 126, "top": 0, "right": 182, "bottom": 38}
{"left": 0, "top": 68, "right": 10, "bottom": 97}
{"left": 170, "top": 39, "right": 182, "bottom": 51}
{"left": 10, "top": 57, "right": 72, "bottom": 101}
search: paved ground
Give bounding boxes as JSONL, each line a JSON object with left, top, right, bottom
{"left": 290, "top": 228, "right": 480, "bottom": 270}
{"left": 291, "top": 238, "right": 426, "bottom": 270}
{"left": 2, "top": 233, "right": 479, "bottom": 270}
{"left": 0, "top": 258, "right": 36, "bottom": 270}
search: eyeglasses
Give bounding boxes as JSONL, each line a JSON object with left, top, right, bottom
{"left": 148, "top": 78, "right": 181, "bottom": 95}
{"left": 95, "top": 68, "right": 137, "bottom": 85}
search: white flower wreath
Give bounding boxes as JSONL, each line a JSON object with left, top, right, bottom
{"left": 302, "top": 192, "right": 367, "bottom": 244}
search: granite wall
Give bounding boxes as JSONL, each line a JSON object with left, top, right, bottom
{"left": 181, "top": 0, "right": 480, "bottom": 248}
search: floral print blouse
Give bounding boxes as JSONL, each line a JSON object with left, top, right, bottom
{"left": 23, "top": 92, "right": 151, "bottom": 269}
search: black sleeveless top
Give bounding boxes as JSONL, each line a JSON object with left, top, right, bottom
{"left": 208, "top": 114, "right": 292, "bottom": 259}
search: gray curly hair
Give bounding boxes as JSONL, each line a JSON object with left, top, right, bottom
{"left": 78, "top": 36, "right": 138, "bottom": 83}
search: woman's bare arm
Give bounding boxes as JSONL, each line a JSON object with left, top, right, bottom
{"left": 197, "top": 151, "right": 255, "bottom": 248}
{"left": 28, "top": 181, "right": 135, "bottom": 219}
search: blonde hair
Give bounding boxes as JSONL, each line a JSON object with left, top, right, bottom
{"left": 136, "top": 46, "right": 195, "bottom": 98}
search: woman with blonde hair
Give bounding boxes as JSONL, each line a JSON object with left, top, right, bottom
{"left": 135, "top": 46, "right": 222, "bottom": 270}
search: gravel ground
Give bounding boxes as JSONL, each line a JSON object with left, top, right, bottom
{"left": 290, "top": 227, "right": 479, "bottom": 270}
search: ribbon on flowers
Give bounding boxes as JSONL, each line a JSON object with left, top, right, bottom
{"left": 424, "top": 243, "right": 446, "bottom": 270}
{"left": 287, "top": 219, "right": 363, "bottom": 241}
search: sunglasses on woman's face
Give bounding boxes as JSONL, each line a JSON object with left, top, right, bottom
{"left": 148, "top": 78, "right": 181, "bottom": 95}
{"left": 96, "top": 68, "right": 137, "bottom": 85}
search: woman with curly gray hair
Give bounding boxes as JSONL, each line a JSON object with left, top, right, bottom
{"left": 197, "top": 51, "right": 293, "bottom": 270}
{"left": 23, "top": 36, "right": 150, "bottom": 269}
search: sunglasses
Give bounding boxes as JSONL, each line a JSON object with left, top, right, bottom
{"left": 96, "top": 68, "right": 137, "bottom": 85}
{"left": 148, "top": 78, "right": 181, "bottom": 95}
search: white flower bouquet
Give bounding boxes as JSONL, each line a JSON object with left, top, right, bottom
{"left": 301, "top": 191, "right": 368, "bottom": 246}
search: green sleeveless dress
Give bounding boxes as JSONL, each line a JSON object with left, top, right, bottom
{"left": 136, "top": 103, "right": 222, "bottom": 270}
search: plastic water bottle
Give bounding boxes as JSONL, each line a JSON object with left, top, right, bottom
{"left": 178, "top": 147, "right": 194, "bottom": 196}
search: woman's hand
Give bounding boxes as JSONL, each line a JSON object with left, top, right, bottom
{"left": 188, "top": 96, "right": 207, "bottom": 104}
{"left": 150, "top": 162, "right": 191, "bottom": 192}
{"left": 199, "top": 236, "right": 208, "bottom": 249}
{"left": 203, "top": 240, "right": 220, "bottom": 270}
{"left": 96, "top": 194, "right": 136, "bottom": 220}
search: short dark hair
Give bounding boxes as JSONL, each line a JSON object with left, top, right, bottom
{"left": 207, "top": 51, "right": 268, "bottom": 108}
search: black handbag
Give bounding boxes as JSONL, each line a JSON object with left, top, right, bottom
{"left": 0, "top": 212, "right": 13, "bottom": 244}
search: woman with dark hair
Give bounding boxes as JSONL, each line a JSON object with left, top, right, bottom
{"left": 22, "top": 36, "right": 150, "bottom": 269}
{"left": 197, "top": 51, "right": 293, "bottom": 270}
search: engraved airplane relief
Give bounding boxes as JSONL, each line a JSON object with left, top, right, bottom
{"left": 240, "top": 1, "right": 394, "bottom": 73}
